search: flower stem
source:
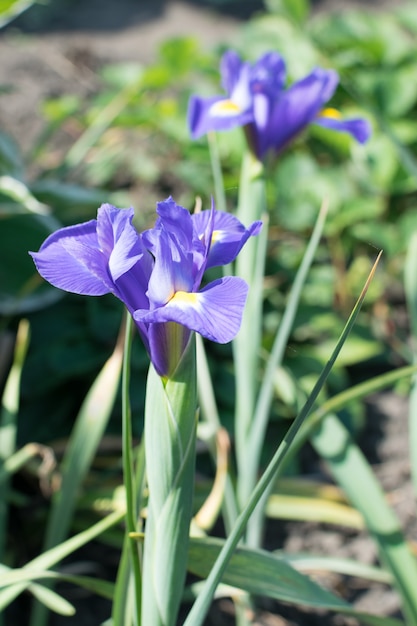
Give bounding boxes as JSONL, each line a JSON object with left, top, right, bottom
{"left": 122, "top": 312, "right": 142, "bottom": 625}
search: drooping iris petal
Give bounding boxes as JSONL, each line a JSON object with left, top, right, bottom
{"left": 315, "top": 113, "right": 371, "bottom": 144}
{"left": 135, "top": 276, "right": 248, "bottom": 344}
{"left": 188, "top": 94, "right": 253, "bottom": 139}
{"left": 256, "top": 67, "right": 339, "bottom": 158}
{"left": 30, "top": 220, "right": 112, "bottom": 296}
{"left": 188, "top": 51, "right": 254, "bottom": 140}
{"left": 192, "top": 210, "right": 262, "bottom": 268}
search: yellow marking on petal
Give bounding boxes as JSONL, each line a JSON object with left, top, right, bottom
{"left": 171, "top": 291, "right": 199, "bottom": 305}
{"left": 210, "top": 99, "right": 242, "bottom": 117}
{"left": 211, "top": 230, "right": 222, "bottom": 244}
{"left": 319, "top": 107, "right": 342, "bottom": 120}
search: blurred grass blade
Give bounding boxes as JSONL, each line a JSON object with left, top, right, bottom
{"left": 0, "top": 319, "right": 30, "bottom": 566}
{"left": 0, "top": 0, "right": 35, "bottom": 28}
{"left": 311, "top": 413, "right": 417, "bottom": 626}
{"left": 0, "top": 509, "right": 124, "bottom": 610}
{"left": 265, "top": 493, "right": 363, "bottom": 528}
{"left": 404, "top": 231, "right": 417, "bottom": 501}
{"left": 25, "top": 584, "right": 75, "bottom": 616}
{"left": 183, "top": 252, "right": 382, "bottom": 626}
{"left": 0, "top": 175, "right": 49, "bottom": 215}
{"left": 63, "top": 75, "right": 143, "bottom": 170}
{"left": 187, "top": 537, "right": 402, "bottom": 626}
{"left": 29, "top": 320, "right": 125, "bottom": 626}
{"left": 0, "top": 568, "right": 114, "bottom": 599}
{"left": 279, "top": 552, "right": 392, "bottom": 584}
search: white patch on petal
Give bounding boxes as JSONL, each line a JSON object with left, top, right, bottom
{"left": 209, "top": 99, "right": 242, "bottom": 117}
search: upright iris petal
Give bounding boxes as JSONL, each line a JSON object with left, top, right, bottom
{"left": 30, "top": 198, "right": 261, "bottom": 378}
{"left": 188, "top": 50, "right": 371, "bottom": 159}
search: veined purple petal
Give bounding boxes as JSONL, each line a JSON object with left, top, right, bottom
{"left": 192, "top": 210, "right": 262, "bottom": 268}
{"left": 134, "top": 276, "right": 248, "bottom": 344}
{"left": 315, "top": 114, "right": 372, "bottom": 144}
{"left": 187, "top": 94, "right": 253, "bottom": 139}
{"left": 30, "top": 220, "right": 112, "bottom": 296}
{"left": 256, "top": 67, "right": 339, "bottom": 157}
{"left": 146, "top": 229, "right": 194, "bottom": 308}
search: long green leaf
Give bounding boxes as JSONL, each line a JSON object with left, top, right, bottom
{"left": 311, "top": 413, "right": 417, "bottom": 626}
{"left": 183, "top": 252, "right": 382, "bottom": 626}
{"left": 0, "top": 507, "right": 124, "bottom": 610}
{"left": 187, "top": 537, "right": 402, "bottom": 626}
{"left": 0, "top": 568, "right": 114, "bottom": 599}
{"left": 278, "top": 552, "right": 392, "bottom": 584}
{"left": 142, "top": 335, "right": 197, "bottom": 626}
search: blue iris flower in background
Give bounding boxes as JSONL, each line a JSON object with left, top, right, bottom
{"left": 188, "top": 50, "right": 371, "bottom": 159}
{"left": 30, "top": 198, "right": 262, "bottom": 377}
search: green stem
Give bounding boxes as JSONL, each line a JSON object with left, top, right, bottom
{"left": 234, "top": 152, "right": 267, "bottom": 511}
{"left": 245, "top": 202, "right": 328, "bottom": 547}
{"left": 122, "top": 313, "right": 142, "bottom": 625}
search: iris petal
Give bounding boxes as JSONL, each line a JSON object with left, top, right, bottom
{"left": 30, "top": 220, "right": 112, "bottom": 296}
{"left": 187, "top": 94, "right": 253, "bottom": 139}
{"left": 315, "top": 115, "right": 372, "bottom": 144}
{"left": 192, "top": 210, "right": 262, "bottom": 268}
{"left": 95, "top": 205, "right": 147, "bottom": 281}
{"left": 134, "top": 276, "right": 248, "bottom": 344}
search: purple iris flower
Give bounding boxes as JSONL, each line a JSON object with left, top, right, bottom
{"left": 30, "top": 198, "right": 262, "bottom": 377}
{"left": 188, "top": 50, "right": 371, "bottom": 159}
